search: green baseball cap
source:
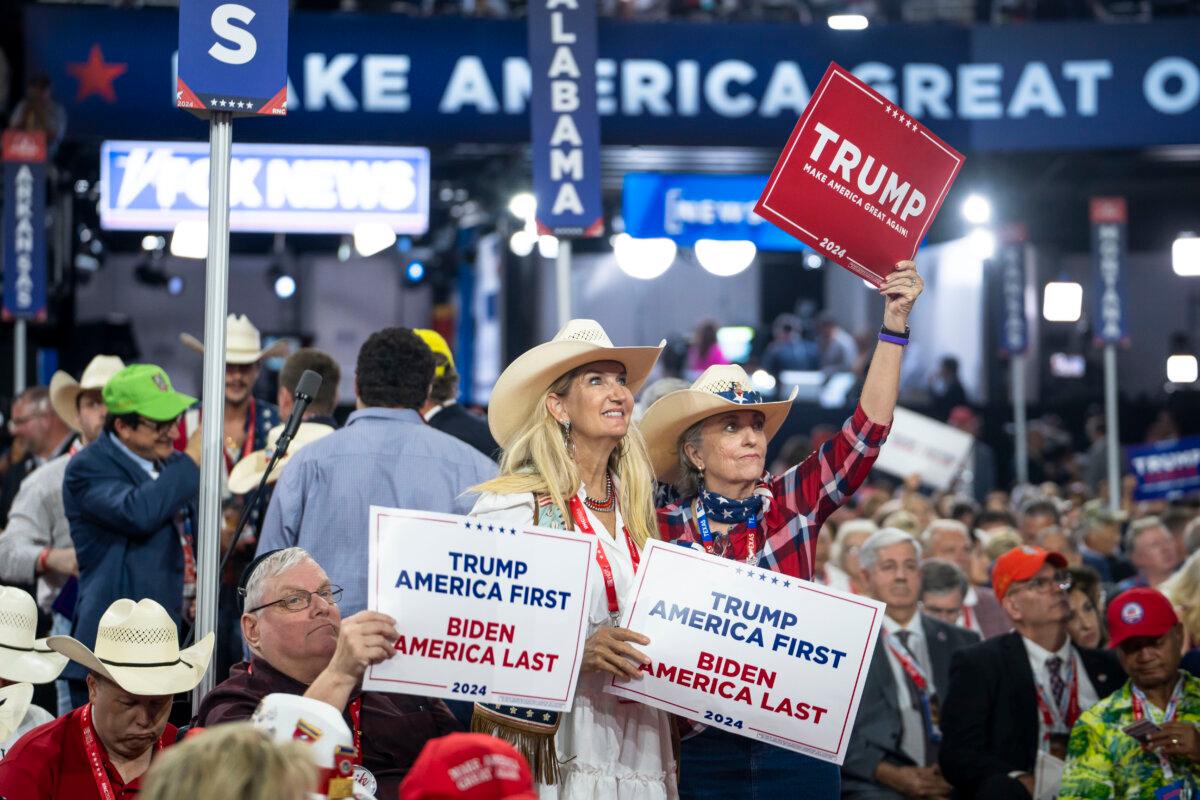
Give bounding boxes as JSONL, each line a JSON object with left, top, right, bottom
{"left": 102, "top": 365, "right": 197, "bottom": 422}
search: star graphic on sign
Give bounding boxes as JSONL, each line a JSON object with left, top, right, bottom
{"left": 525, "top": 710, "right": 534, "bottom": 718}
{"left": 509, "top": 707, "right": 517, "bottom": 714}
{"left": 783, "top": 580, "right": 791, "bottom": 588}
{"left": 67, "top": 44, "right": 128, "bottom": 103}
{"left": 884, "top": 104, "right": 892, "bottom": 114}
{"left": 891, "top": 108, "right": 899, "bottom": 118}
{"left": 735, "top": 567, "right": 743, "bottom": 576}
{"left": 487, "top": 525, "right": 494, "bottom": 532}
{"left": 758, "top": 573, "right": 767, "bottom": 582}
{"left": 771, "top": 576, "right": 779, "bottom": 584}
{"left": 542, "top": 713, "right": 551, "bottom": 721}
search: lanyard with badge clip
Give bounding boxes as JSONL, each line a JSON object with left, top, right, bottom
{"left": 81, "top": 703, "right": 165, "bottom": 800}
{"left": 882, "top": 631, "right": 942, "bottom": 744}
{"left": 568, "top": 496, "right": 640, "bottom": 621}
{"left": 347, "top": 697, "right": 378, "bottom": 796}
{"left": 1132, "top": 678, "right": 1187, "bottom": 782}
{"left": 1033, "top": 655, "right": 1080, "bottom": 754}
{"left": 693, "top": 499, "right": 759, "bottom": 565}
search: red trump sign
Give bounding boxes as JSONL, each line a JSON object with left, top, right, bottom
{"left": 755, "top": 63, "right": 965, "bottom": 286}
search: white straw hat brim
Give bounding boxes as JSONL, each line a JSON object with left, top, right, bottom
{"left": 49, "top": 371, "right": 84, "bottom": 433}
{"left": 0, "top": 682, "right": 33, "bottom": 742}
{"left": 0, "top": 639, "right": 69, "bottom": 685}
{"left": 179, "top": 333, "right": 290, "bottom": 365}
{"left": 639, "top": 386, "right": 799, "bottom": 485}
{"left": 487, "top": 340, "right": 665, "bottom": 449}
{"left": 47, "top": 632, "right": 215, "bottom": 696}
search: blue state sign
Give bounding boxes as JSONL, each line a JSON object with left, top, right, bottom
{"left": 177, "top": 0, "right": 289, "bottom": 116}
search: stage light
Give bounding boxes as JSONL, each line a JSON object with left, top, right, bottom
{"left": 612, "top": 233, "right": 676, "bottom": 280}
{"left": 353, "top": 223, "right": 396, "bottom": 257}
{"left": 170, "top": 221, "right": 208, "bottom": 260}
{"left": 405, "top": 260, "right": 426, "bottom": 284}
{"left": 961, "top": 193, "right": 992, "bottom": 225}
{"left": 510, "top": 230, "right": 536, "bottom": 257}
{"left": 1043, "top": 281, "right": 1083, "bottom": 322}
{"left": 337, "top": 237, "right": 352, "bottom": 262}
{"left": 695, "top": 239, "right": 756, "bottom": 277}
{"left": 967, "top": 228, "right": 996, "bottom": 260}
{"left": 273, "top": 274, "right": 296, "bottom": 299}
{"left": 141, "top": 234, "right": 165, "bottom": 252}
{"left": 1173, "top": 233, "right": 1200, "bottom": 276}
{"left": 1167, "top": 354, "right": 1198, "bottom": 383}
{"left": 827, "top": 13, "right": 868, "bottom": 29}
{"left": 166, "top": 275, "right": 185, "bottom": 296}
{"left": 751, "top": 369, "right": 777, "bottom": 393}
{"left": 508, "top": 193, "right": 537, "bottom": 220}
{"left": 803, "top": 253, "right": 824, "bottom": 269}
{"left": 538, "top": 235, "right": 560, "bottom": 259}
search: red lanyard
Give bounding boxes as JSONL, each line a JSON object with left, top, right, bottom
{"left": 1033, "top": 656, "right": 1080, "bottom": 749}
{"left": 960, "top": 604, "right": 974, "bottom": 631}
{"left": 348, "top": 697, "right": 363, "bottom": 764}
{"left": 568, "top": 496, "right": 640, "bottom": 617}
{"left": 1132, "top": 677, "right": 1184, "bottom": 778}
{"left": 80, "top": 703, "right": 162, "bottom": 800}
{"left": 692, "top": 499, "right": 759, "bottom": 565}
{"left": 883, "top": 631, "right": 932, "bottom": 694}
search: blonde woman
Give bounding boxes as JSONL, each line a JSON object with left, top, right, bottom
{"left": 140, "top": 723, "right": 316, "bottom": 800}
{"left": 470, "top": 319, "right": 674, "bottom": 800}
{"left": 1163, "top": 551, "right": 1200, "bottom": 675}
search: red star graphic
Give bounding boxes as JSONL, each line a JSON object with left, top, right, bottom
{"left": 67, "top": 44, "right": 128, "bottom": 103}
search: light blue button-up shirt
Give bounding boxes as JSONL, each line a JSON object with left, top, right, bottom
{"left": 109, "top": 433, "right": 158, "bottom": 478}
{"left": 257, "top": 407, "right": 498, "bottom": 614}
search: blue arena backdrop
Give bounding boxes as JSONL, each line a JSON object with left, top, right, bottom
{"left": 26, "top": 6, "right": 1200, "bottom": 152}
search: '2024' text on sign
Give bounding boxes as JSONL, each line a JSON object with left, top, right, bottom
{"left": 606, "top": 541, "right": 885, "bottom": 765}
{"left": 365, "top": 508, "right": 596, "bottom": 711}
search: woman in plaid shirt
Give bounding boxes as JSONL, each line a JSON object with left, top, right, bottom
{"left": 638, "top": 260, "right": 923, "bottom": 800}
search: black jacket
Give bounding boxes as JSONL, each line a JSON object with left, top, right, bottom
{"left": 938, "top": 631, "right": 1125, "bottom": 796}
{"left": 842, "top": 614, "right": 981, "bottom": 798}
{"left": 427, "top": 403, "right": 499, "bottom": 462}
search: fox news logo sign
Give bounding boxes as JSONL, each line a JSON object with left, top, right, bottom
{"left": 99, "top": 140, "right": 429, "bottom": 234}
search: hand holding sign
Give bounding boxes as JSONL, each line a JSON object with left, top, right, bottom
{"left": 583, "top": 626, "right": 651, "bottom": 681}
{"left": 755, "top": 63, "right": 964, "bottom": 286}
{"left": 878, "top": 260, "right": 924, "bottom": 331}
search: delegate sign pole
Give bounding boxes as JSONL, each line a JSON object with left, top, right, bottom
{"left": 1012, "top": 357, "right": 1029, "bottom": 486}
{"left": 177, "top": 0, "right": 289, "bottom": 707}
{"left": 998, "top": 228, "right": 1029, "bottom": 486}
{"left": 1091, "top": 197, "right": 1128, "bottom": 512}
{"left": 13, "top": 321, "right": 25, "bottom": 395}
{"left": 555, "top": 241, "right": 572, "bottom": 327}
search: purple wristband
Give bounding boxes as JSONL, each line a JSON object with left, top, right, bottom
{"left": 879, "top": 332, "right": 909, "bottom": 346}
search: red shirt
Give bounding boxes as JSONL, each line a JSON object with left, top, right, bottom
{"left": 0, "top": 705, "right": 175, "bottom": 800}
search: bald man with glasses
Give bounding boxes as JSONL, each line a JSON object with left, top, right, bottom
{"left": 939, "top": 546, "right": 1126, "bottom": 799}
{"left": 193, "top": 547, "right": 459, "bottom": 798}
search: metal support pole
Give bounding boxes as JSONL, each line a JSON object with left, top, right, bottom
{"left": 13, "top": 320, "right": 26, "bottom": 395}
{"left": 555, "top": 240, "right": 572, "bottom": 328}
{"left": 1103, "top": 344, "right": 1121, "bottom": 512}
{"left": 193, "top": 112, "right": 233, "bottom": 709}
{"left": 1012, "top": 354, "right": 1028, "bottom": 486}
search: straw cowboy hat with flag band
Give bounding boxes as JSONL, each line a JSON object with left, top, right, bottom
{"left": 228, "top": 421, "right": 336, "bottom": 495}
{"left": 0, "top": 587, "right": 68, "bottom": 685}
{"left": 639, "top": 364, "right": 800, "bottom": 485}
{"left": 487, "top": 319, "right": 665, "bottom": 449}
{"left": 48, "top": 598, "right": 214, "bottom": 696}
{"left": 48, "top": 355, "right": 126, "bottom": 434}
{"left": 0, "top": 682, "right": 34, "bottom": 744}
{"left": 180, "top": 313, "right": 290, "bottom": 365}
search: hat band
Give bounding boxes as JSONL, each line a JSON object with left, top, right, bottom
{"left": 99, "top": 656, "right": 193, "bottom": 670}
{"left": 0, "top": 641, "right": 34, "bottom": 653}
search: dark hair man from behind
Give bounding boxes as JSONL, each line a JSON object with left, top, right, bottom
{"left": 278, "top": 349, "right": 342, "bottom": 425}
{"left": 356, "top": 327, "right": 434, "bottom": 409}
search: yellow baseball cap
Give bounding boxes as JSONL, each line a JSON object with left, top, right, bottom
{"left": 413, "top": 329, "right": 455, "bottom": 377}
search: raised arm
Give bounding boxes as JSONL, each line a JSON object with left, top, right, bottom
{"left": 860, "top": 260, "right": 923, "bottom": 426}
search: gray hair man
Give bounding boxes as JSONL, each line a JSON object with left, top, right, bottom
{"left": 842, "top": 529, "right": 981, "bottom": 800}
{"left": 1119, "top": 516, "right": 1182, "bottom": 592}
{"left": 921, "top": 519, "right": 1009, "bottom": 638}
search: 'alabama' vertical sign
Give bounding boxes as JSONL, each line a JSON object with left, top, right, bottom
{"left": 1091, "top": 197, "right": 1128, "bottom": 345}
{"left": 528, "top": 0, "right": 603, "bottom": 237}
{"left": 2, "top": 131, "right": 48, "bottom": 321}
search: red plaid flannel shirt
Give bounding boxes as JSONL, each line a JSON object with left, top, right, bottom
{"left": 655, "top": 403, "right": 891, "bottom": 580}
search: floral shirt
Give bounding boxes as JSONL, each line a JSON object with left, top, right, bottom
{"left": 1061, "top": 672, "right": 1200, "bottom": 800}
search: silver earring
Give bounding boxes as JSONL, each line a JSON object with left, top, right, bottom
{"left": 561, "top": 420, "right": 575, "bottom": 458}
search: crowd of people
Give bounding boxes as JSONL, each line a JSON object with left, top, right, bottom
{"left": 0, "top": 259, "right": 1197, "bottom": 800}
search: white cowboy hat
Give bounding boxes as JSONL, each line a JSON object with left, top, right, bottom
{"left": 180, "top": 313, "right": 290, "bottom": 365}
{"left": 0, "top": 587, "right": 68, "bottom": 685}
{"left": 639, "top": 364, "right": 799, "bottom": 485}
{"left": 48, "top": 598, "right": 214, "bottom": 696}
{"left": 0, "top": 682, "right": 33, "bottom": 743}
{"left": 487, "top": 319, "right": 665, "bottom": 449}
{"left": 227, "top": 422, "right": 336, "bottom": 495}
{"left": 49, "top": 355, "right": 127, "bottom": 433}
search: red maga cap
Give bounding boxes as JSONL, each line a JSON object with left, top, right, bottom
{"left": 1106, "top": 587, "right": 1179, "bottom": 649}
{"left": 399, "top": 734, "right": 537, "bottom": 800}
{"left": 992, "top": 545, "right": 1068, "bottom": 601}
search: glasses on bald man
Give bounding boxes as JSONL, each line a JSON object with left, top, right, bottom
{"left": 247, "top": 585, "right": 343, "bottom": 614}
{"left": 1013, "top": 571, "right": 1072, "bottom": 595}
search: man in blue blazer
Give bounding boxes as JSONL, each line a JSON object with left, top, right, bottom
{"left": 61, "top": 364, "right": 199, "bottom": 708}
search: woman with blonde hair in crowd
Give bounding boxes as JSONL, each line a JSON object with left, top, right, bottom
{"left": 1162, "top": 550, "right": 1200, "bottom": 676}
{"left": 140, "top": 723, "right": 316, "bottom": 800}
{"left": 469, "top": 319, "right": 675, "bottom": 799}
{"left": 638, "top": 261, "right": 922, "bottom": 799}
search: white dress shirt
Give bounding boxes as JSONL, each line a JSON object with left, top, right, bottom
{"left": 882, "top": 613, "right": 935, "bottom": 766}
{"left": 956, "top": 585, "right": 984, "bottom": 636}
{"left": 1020, "top": 635, "right": 1099, "bottom": 743}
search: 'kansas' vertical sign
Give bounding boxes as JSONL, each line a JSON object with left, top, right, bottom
{"left": 1091, "top": 196, "right": 1128, "bottom": 345}
{"left": 528, "top": 0, "right": 603, "bottom": 237}
{"left": 2, "top": 131, "right": 48, "bottom": 321}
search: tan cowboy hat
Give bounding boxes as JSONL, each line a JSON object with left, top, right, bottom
{"left": 180, "top": 313, "right": 290, "bottom": 365}
{"left": 487, "top": 319, "right": 665, "bottom": 449}
{"left": 0, "top": 682, "right": 33, "bottom": 743}
{"left": 49, "top": 355, "right": 127, "bottom": 433}
{"left": 48, "top": 598, "right": 214, "bottom": 696}
{"left": 0, "top": 587, "right": 68, "bottom": 685}
{"left": 640, "top": 364, "right": 799, "bottom": 485}
{"left": 228, "top": 421, "right": 336, "bottom": 495}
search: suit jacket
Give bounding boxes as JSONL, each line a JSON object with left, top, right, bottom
{"left": 62, "top": 434, "right": 199, "bottom": 681}
{"left": 427, "top": 403, "right": 499, "bottom": 462}
{"left": 842, "top": 614, "right": 982, "bottom": 799}
{"left": 938, "top": 631, "right": 1125, "bottom": 797}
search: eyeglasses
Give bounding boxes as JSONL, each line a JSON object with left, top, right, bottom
{"left": 134, "top": 416, "right": 180, "bottom": 435}
{"left": 247, "top": 585, "right": 343, "bottom": 614}
{"left": 1014, "top": 571, "right": 1072, "bottom": 595}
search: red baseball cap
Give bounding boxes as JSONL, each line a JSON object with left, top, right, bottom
{"left": 399, "top": 734, "right": 537, "bottom": 800}
{"left": 992, "top": 545, "right": 1068, "bottom": 601}
{"left": 1106, "top": 587, "right": 1180, "bottom": 649}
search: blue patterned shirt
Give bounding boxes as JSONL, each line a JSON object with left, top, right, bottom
{"left": 257, "top": 407, "right": 498, "bottom": 614}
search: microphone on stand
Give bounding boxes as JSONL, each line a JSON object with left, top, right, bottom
{"left": 272, "top": 369, "right": 323, "bottom": 456}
